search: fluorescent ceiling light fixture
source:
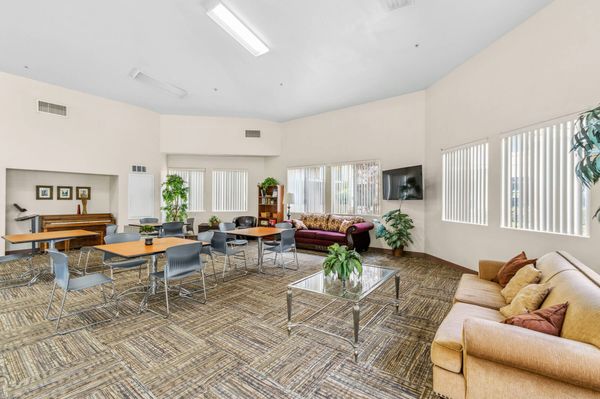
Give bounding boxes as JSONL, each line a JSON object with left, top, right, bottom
{"left": 206, "top": 2, "right": 269, "bottom": 57}
{"left": 129, "top": 68, "right": 187, "bottom": 98}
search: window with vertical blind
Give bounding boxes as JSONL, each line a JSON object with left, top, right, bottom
{"left": 212, "top": 169, "right": 248, "bottom": 212}
{"left": 168, "top": 169, "right": 205, "bottom": 212}
{"left": 331, "top": 160, "right": 380, "bottom": 215}
{"left": 442, "top": 142, "right": 488, "bottom": 225}
{"left": 287, "top": 166, "right": 326, "bottom": 213}
{"left": 501, "top": 116, "right": 590, "bottom": 237}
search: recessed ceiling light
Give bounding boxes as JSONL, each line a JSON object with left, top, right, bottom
{"left": 206, "top": 2, "right": 269, "bottom": 57}
{"left": 129, "top": 68, "right": 187, "bottom": 98}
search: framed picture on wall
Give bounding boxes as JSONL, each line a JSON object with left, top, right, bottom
{"left": 76, "top": 186, "right": 91, "bottom": 200}
{"left": 36, "top": 185, "right": 53, "bottom": 200}
{"left": 57, "top": 186, "right": 73, "bottom": 200}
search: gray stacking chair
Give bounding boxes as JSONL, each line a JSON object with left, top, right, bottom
{"left": 219, "top": 222, "right": 248, "bottom": 246}
{"left": 77, "top": 223, "right": 119, "bottom": 275}
{"left": 198, "top": 231, "right": 218, "bottom": 285}
{"left": 103, "top": 233, "right": 148, "bottom": 296}
{"left": 262, "top": 229, "right": 299, "bottom": 271}
{"left": 143, "top": 242, "right": 206, "bottom": 317}
{"left": 140, "top": 217, "right": 158, "bottom": 224}
{"left": 160, "top": 221, "right": 185, "bottom": 238}
{"left": 263, "top": 222, "right": 293, "bottom": 246}
{"left": 45, "top": 250, "right": 115, "bottom": 334}
{"left": 0, "top": 253, "right": 36, "bottom": 289}
{"left": 211, "top": 231, "right": 247, "bottom": 280}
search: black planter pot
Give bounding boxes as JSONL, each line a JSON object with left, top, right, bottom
{"left": 144, "top": 237, "right": 154, "bottom": 246}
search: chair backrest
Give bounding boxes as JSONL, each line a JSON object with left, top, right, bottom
{"left": 48, "top": 250, "right": 70, "bottom": 289}
{"left": 276, "top": 222, "right": 293, "bottom": 229}
{"left": 106, "top": 224, "right": 118, "bottom": 236}
{"left": 197, "top": 230, "right": 214, "bottom": 243}
{"left": 186, "top": 218, "right": 195, "bottom": 233}
{"left": 165, "top": 243, "right": 203, "bottom": 278}
{"left": 211, "top": 231, "right": 229, "bottom": 253}
{"left": 280, "top": 228, "right": 296, "bottom": 250}
{"left": 162, "top": 221, "right": 184, "bottom": 237}
{"left": 219, "top": 222, "right": 236, "bottom": 232}
{"left": 104, "top": 233, "right": 141, "bottom": 261}
{"left": 140, "top": 217, "right": 158, "bottom": 224}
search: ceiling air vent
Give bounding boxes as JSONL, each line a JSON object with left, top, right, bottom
{"left": 381, "top": 0, "right": 414, "bottom": 11}
{"left": 38, "top": 100, "right": 67, "bottom": 116}
{"left": 245, "top": 130, "right": 261, "bottom": 138}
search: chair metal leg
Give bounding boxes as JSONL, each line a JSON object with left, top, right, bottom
{"left": 164, "top": 279, "right": 170, "bottom": 318}
{"left": 138, "top": 264, "right": 143, "bottom": 283}
{"left": 55, "top": 291, "right": 68, "bottom": 332}
{"left": 110, "top": 267, "right": 115, "bottom": 296}
{"left": 84, "top": 249, "right": 92, "bottom": 274}
{"left": 46, "top": 282, "right": 57, "bottom": 319}
{"left": 294, "top": 248, "right": 299, "bottom": 268}
{"left": 222, "top": 255, "right": 229, "bottom": 280}
{"left": 274, "top": 252, "right": 278, "bottom": 265}
{"left": 210, "top": 254, "right": 218, "bottom": 284}
{"left": 201, "top": 271, "right": 207, "bottom": 302}
{"left": 243, "top": 250, "right": 248, "bottom": 271}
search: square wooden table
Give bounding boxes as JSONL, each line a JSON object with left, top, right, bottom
{"left": 94, "top": 237, "right": 207, "bottom": 294}
{"left": 229, "top": 227, "right": 286, "bottom": 273}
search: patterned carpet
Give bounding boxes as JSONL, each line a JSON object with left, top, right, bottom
{"left": 0, "top": 245, "right": 462, "bottom": 398}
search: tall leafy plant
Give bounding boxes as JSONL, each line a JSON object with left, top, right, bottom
{"left": 571, "top": 104, "right": 600, "bottom": 221}
{"left": 374, "top": 208, "right": 414, "bottom": 254}
{"left": 323, "top": 243, "right": 363, "bottom": 281}
{"left": 162, "top": 174, "right": 188, "bottom": 222}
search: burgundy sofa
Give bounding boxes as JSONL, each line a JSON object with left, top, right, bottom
{"left": 291, "top": 214, "right": 374, "bottom": 252}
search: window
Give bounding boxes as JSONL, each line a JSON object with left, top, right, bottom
{"left": 501, "top": 117, "right": 590, "bottom": 236}
{"left": 168, "top": 169, "right": 205, "bottom": 212}
{"left": 287, "top": 166, "right": 326, "bottom": 213}
{"left": 442, "top": 142, "right": 488, "bottom": 225}
{"left": 212, "top": 169, "right": 248, "bottom": 212}
{"left": 331, "top": 160, "right": 380, "bottom": 215}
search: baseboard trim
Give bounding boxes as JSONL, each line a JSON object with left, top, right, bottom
{"left": 368, "top": 247, "right": 476, "bottom": 274}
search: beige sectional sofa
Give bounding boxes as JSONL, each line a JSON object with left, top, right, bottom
{"left": 431, "top": 251, "right": 600, "bottom": 399}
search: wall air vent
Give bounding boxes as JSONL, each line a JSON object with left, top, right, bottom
{"left": 381, "top": 0, "right": 414, "bottom": 11}
{"left": 131, "top": 165, "right": 147, "bottom": 173}
{"left": 38, "top": 100, "right": 67, "bottom": 116}
{"left": 245, "top": 130, "right": 261, "bottom": 138}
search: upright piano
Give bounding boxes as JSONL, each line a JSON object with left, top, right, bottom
{"left": 39, "top": 213, "right": 116, "bottom": 251}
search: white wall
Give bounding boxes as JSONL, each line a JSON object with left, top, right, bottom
{"left": 5, "top": 169, "right": 113, "bottom": 250}
{"left": 0, "top": 71, "right": 162, "bottom": 254}
{"left": 425, "top": 0, "right": 600, "bottom": 271}
{"left": 268, "top": 91, "right": 427, "bottom": 251}
{"left": 160, "top": 115, "right": 282, "bottom": 156}
{"left": 166, "top": 154, "right": 267, "bottom": 226}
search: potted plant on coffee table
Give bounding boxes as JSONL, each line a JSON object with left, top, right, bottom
{"left": 323, "top": 243, "right": 363, "bottom": 288}
{"left": 374, "top": 208, "right": 414, "bottom": 256}
{"left": 139, "top": 225, "right": 156, "bottom": 245}
{"left": 208, "top": 215, "right": 221, "bottom": 229}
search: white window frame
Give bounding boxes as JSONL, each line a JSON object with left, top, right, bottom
{"left": 286, "top": 165, "right": 326, "bottom": 214}
{"left": 167, "top": 168, "right": 205, "bottom": 212}
{"left": 211, "top": 169, "right": 248, "bottom": 212}
{"left": 500, "top": 115, "right": 590, "bottom": 237}
{"left": 330, "top": 160, "right": 381, "bottom": 216}
{"left": 442, "top": 141, "right": 489, "bottom": 226}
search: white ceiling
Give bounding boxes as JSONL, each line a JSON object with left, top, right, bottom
{"left": 0, "top": 0, "right": 551, "bottom": 121}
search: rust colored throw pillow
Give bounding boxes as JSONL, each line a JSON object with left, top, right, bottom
{"left": 494, "top": 251, "right": 537, "bottom": 287}
{"left": 504, "top": 302, "right": 569, "bottom": 336}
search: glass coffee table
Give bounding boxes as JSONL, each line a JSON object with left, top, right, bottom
{"left": 286, "top": 265, "right": 400, "bottom": 361}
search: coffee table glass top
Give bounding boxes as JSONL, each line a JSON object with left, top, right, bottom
{"left": 289, "top": 265, "right": 396, "bottom": 302}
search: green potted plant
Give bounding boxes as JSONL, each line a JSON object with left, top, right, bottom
{"left": 260, "top": 177, "right": 279, "bottom": 198}
{"left": 139, "top": 225, "right": 156, "bottom": 245}
{"left": 323, "top": 243, "right": 363, "bottom": 287}
{"left": 572, "top": 104, "right": 600, "bottom": 221}
{"left": 374, "top": 208, "right": 414, "bottom": 256}
{"left": 208, "top": 215, "right": 221, "bottom": 229}
{"left": 162, "top": 174, "right": 188, "bottom": 222}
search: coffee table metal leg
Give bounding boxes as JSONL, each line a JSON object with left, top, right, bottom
{"left": 353, "top": 302, "right": 360, "bottom": 361}
{"left": 395, "top": 273, "right": 400, "bottom": 314}
{"left": 257, "top": 237, "right": 263, "bottom": 272}
{"left": 149, "top": 254, "right": 158, "bottom": 294}
{"left": 287, "top": 287, "right": 292, "bottom": 336}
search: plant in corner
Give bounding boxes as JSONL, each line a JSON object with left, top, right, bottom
{"left": 374, "top": 208, "right": 414, "bottom": 257}
{"left": 323, "top": 243, "right": 363, "bottom": 286}
{"left": 208, "top": 215, "right": 221, "bottom": 228}
{"left": 161, "top": 174, "right": 188, "bottom": 222}
{"left": 572, "top": 104, "right": 600, "bottom": 221}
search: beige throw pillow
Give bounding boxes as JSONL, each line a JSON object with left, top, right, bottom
{"left": 500, "top": 283, "right": 551, "bottom": 318}
{"left": 501, "top": 264, "right": 542, "bottom": 303}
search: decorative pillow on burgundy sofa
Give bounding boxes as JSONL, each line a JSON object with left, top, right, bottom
{"left": 339, "top": 220, "right": 354, "bottom": 233}
{"left": 493, "top": 251, "right": 537, "bottom": 287}
{"left": 503, "top": 302, "right": 568, "bottom": 336}
{"left": 292, "top": 219, "right": 307, "bottom": 230}
{"left": 327, "top": 215, "right": 346, "bottom": 232}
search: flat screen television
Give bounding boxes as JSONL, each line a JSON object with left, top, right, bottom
{"left": 382, "top": 165, "right": 423, "bottom": 200}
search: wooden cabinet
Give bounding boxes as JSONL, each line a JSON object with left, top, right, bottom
{"left": 39, "top": 213, "right": 116, "bottom": 251}
{"left": 258, "top": 184, "right": 284, "bottom": 226}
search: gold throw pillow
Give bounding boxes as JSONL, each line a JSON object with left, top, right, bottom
{"left": 501, "top": 264, "right": 542, "bottom": 304}
{"left": 500, "top": 283, "right": 551, "bottom": 318}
